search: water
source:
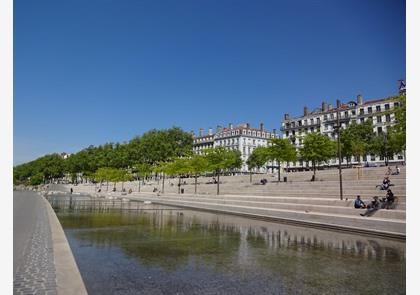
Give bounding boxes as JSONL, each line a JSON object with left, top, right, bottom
{"left": 55, "top": 199, "right": 405, "bottom": 295}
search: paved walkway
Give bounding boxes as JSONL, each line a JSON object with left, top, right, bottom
{"left": 13, "top": 190, "right": 87, "bottom": 295}
{"left": 14, "top": 191, "right": 58, "bottom": 294}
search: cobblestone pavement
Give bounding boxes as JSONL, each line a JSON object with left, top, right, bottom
{"left": 14, "top": 191, "right": 58, "bottom": 295}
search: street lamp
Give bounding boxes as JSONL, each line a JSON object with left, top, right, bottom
{"left": 333, "top": 99, "right": 344, "bottom": 201}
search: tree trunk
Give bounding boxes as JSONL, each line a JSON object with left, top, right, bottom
{"left": 121, "top": 181, "right": 124, "bottom": 191}
{"left": 313, "top": 162, "right": 316, "bottom": 179}
{"left": 250, "top": 171, "right": 252, "bottom": 183}
{"left": 162, "top": 173, "right": 165, "bottom": 193}
{"left": 106, "top": 181, "right": 109, "bottom": 191}
{"left": 178, "top": 177, "right": 181, "bottom": 194}
{"left": 194, "top": 175, "right": 198, "bottom": 194}
{"left": 113, "top": 182, "right": 116, "bottom": 190}
{"left": 278, "top": 162, "right": 281, "bottom": 182}
{"left": 217, "top": 172, "right": 220, "bottom": 195}
{"left": 138, "top": 178, "right": 141, "bottom": 192}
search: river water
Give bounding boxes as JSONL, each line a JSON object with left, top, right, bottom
{"left": 54, "top": 200, "right": 405, "bottom": 295}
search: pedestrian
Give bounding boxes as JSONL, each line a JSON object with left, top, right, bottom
{"left": 70, "top": 187, "right": 73, "bottom": 194}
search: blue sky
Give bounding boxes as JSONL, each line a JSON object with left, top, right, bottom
{"left": 14, "top": 0, "right": 405, "bottom": 165}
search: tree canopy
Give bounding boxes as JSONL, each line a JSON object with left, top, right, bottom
{"left": 266, "top": 138, "right": 297, "bottom": 181}
{"left": 300, "top": 132, "right": 336, "bottom": 177}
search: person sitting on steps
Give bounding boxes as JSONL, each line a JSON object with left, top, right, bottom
{"left": 360, "top": 196, "right": 380, "bottom": 217}
{"left": 354, "top": 195, "right": 366, "bottom": 209}
{"left": 376, "top": 177, "right": 391, "bottom": 190}
{"left": 383, "top": 189, "right": 395, "bottom": 209}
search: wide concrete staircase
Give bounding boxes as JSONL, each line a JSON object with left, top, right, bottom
{"left": 70, "top": 166, "right": 406, "bottom": 238}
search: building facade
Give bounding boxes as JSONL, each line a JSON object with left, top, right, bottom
{"left": 281, "top": 89, "right": 405, "bottom": 169}
{"left": 193, "top": 123, "right": 278, "bottom": 172}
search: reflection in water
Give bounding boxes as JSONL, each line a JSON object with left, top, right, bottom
{"left": 57, "top": 202, "right": 405, "bottom": 295}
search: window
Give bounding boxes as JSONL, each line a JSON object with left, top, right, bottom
{"left": 330, "top": 114, "right": 334, "bottom": 119}
{"left": 310, "top": 118, "right": 314, "bottom": 125}
{"left": 351, "top": 110, "right": 356, "bottom": 116}
{"left": 316, "top": 118, "right": 320, "bottom": 124}
{"left": 323, "top": 115, "right": 327, "bottom": 120}
{"left": 386, "top": 114, "right": 391, "bottom": 122}
{"left": 292, "top": 130, "right": 295, "bottom": 136}
{"left": 368, "top": 107, "right": 372, "bottom": 114}
{"left": 310, "top": 127, "right": 314, "bottom": 132}
{"left": 394, "top": 102, "right": 399, "bottom": 108}
{"left": 304, "top": 119, "right": 307, "bottom": 125}
{"left": 376, "top": 105, "right": 381, "bottom": 112}
{"left": 370, "top": 155, "right": 376, "bottom": 161}
{"left": 385, "top": 104, "right": 390, "bottom": 110}
{"left": 298, "top": 120, "right": 302, "bottom": 126}
{"left": 363, "top": 155, "right": 367, "bottom": 161}
{"left": 291, "top": 122, "right": 295, "bottom": 128}
{"left": 344, "top": 111, "right": 348, "bottom": 118}
{"left": 377, "top": 127, "right": 383, "bottom": 134}
{"left": 286, "top": 131, "right": 289, "bottom": 137}
{"left": 377, "top": 116, "right": 382, "bottom": 123}
{"left": 380, "top": 155, "right": 384, "bottom": 160}
{"left": 360, "top": 117, "right": 365, "bottom": 123}
{"left": 359, "top": 108, "right": 364, "bottom": 115}
{"left": 398, "top": 155, "right": 403, "bottom": 160}
{"left": 253, "top": 139, "right": 256, "bottom": 145}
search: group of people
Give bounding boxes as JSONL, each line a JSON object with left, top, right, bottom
{"left": 355, "top": 167, "right": 399, "bottom": 217}
{"left": 355, "top": 189, "right": 395, "bottom": 217}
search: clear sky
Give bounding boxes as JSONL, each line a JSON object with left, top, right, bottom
{"left": 14, "top": 0, "right": 405, "bottom": 165}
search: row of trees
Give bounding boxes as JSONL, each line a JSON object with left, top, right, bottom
{"left": 14, "top": 127, "right": 194, "bottom": 185}
{"left": 14, "top": 95, "right": 406, "bottom": 190}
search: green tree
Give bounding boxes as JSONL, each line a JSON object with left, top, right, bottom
{"left": 187, "top": 155, "right": 209, "bottom": 194}
{"left": 132, "top": 163, "right": 153, "bottom": 192}
{"left": 340, "top": 120, "right": 375, "bottom": 165}
{"left": 267, "top": 138, "right": 297, "bottom": 182}
{"left": 370, "top": 133, "right": 399, "bottom": 166}
{"left": 204, "top": 147, "right": 242, "bottom": 195}
{"left": 164, "top": 158, "right": 191, "bottom": 194}
{"left": 132, "top": 127, "right": 193, "bottom": 165}
{"left": 300, "top": 132, "right": 336, "bottom": 179}
{"left": 246, "top": 147, "right": 269, "bottom": 183}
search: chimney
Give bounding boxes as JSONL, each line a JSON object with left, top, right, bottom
{"left": 284, "top": 113, "right": 289, "bottom": 120}
{"left": 357, "top": 94, "right": 363, "bottom": 105}
{"left": 259, "top": 123, "right": 264, "bottom": 131}
{"left": 190, "top": 130, "right": 195, "bottom": 136}
{"left": 322, "top": 102, "right": 327, "bottom": 112}
{"left": 229, "top": 123, "right": 233, "bottom": 129}
{"left": 216, "top": 125, "right": 222, "bottom": 132}
{"left": 208, "top": 128, "right": 213, "bottom": 135}
{"left": 328, "top": 104, "right": 333, "bottom": 110}
{"left": 304, "top": 106, "right": 308, "bottom": 116}
{"left": 199, "top": 128, "right": 204, "bottom": 137}
{"left": 272, "top": 128, "right": 277, "bottom": 135}
{"left": 246, "top": 123, "right": 250, "bottom": 128}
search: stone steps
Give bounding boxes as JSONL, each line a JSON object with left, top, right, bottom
{"left": 129, "top": 195, "right": 406, "bottom": 236}
{"left": 136, "top": 194, "right": 405, "bottom": 219}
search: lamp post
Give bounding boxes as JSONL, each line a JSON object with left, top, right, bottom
{"left": 334, "top": 99, "right": 344, "bottom": 201}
